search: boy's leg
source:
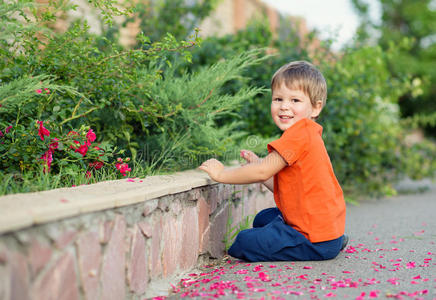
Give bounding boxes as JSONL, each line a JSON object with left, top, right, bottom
{"left": 252, "top": 207, "right": 281, "bottom": 228}
{"left": 228, "top": 214, "right": 343, "bottom": 262}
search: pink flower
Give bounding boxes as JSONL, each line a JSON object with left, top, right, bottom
{"left": 44, "top": 88, "right": 50, "bottom": 94}
{"left": 5, "top": 126, "right": 12, "bottom": 133}
{"left": 37, "top": 121, "right": 50, "bottom": 141}
{"left": 86, "top": 129, "right": 96, "bottom": 143}
{"left": 0, "top": 130, "right": 3, "bottom": 137}
{"left": 36, "top": 89, "right": 42, "bottom": 94}
{"left": 39, "top": 149, "right": 53, "bottom": 173}
{"left": 85, "top": 170, "right": 92, "bottom": 178}
{"left": 116, "top": 162, "right": 131, "bottom": 176}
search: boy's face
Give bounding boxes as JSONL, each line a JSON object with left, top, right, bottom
{"left": 271, "top": 83, "right": 322, "bottom": 131}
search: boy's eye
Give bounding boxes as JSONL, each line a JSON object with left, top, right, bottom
{"left": 291, "top": 98, "right": 300, "bottom": 103}
{"left": 273, "top": 98, "right": 282, "bottom": 102}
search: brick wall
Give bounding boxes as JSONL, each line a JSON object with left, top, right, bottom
{"left": 0, "top": 170, "right": 274, "bottom": 299}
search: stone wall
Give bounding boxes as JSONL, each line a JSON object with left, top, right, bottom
{"left": 0, "top": 170, "right": 274, "bottom": 299}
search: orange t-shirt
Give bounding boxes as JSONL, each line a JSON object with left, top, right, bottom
{"left": 267, "top": 118, "right": 346, "bottom": 243}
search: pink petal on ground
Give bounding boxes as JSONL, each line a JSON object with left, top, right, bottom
{"left": 387, "top": 277, "right": 400, "bottom": 285}
{"left": 126, "top": 178, "right": 135, "bottom": 182}
{"left": 369, "top": 290, "right": 380, "bottom": 298}
{"left": 303, "top": 266, "right": 312, "bottom": 269}
{"left": 253, "top": 265, "right": 263, "bottom": 272}
{"left": 60, "top": 198, "right": 69, "bottom": 203}
{"left": 324, "top": 292, "right": 336, "bottom": 297}
{"left": 406, "top": 261, "right": 416, "bottom": 269}
{"left": 355, "top": 292, "right": 366, "bottom": 300}
{"left": 258, "top": 272, "right": 271, "bottom": 282}
{"left": 413, "top": 275, "right": 421, "bottom": 279}
{"left": 345, "top": 246, "right": 358, "bottom": 253}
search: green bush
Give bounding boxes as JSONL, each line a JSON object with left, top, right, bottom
{"left": 0, "top": 1, "right": 265, "bottom": 194}
{"left": 186, "top": 20, "right": 436, "bottom": 197}
{"left": 319, "top": 45, "right": 412, "bottom": 196}
{"left": 1, "top": 1, "right": 434, "bottom": 198}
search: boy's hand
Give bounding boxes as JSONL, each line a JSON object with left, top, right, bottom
{"left": 198, "top": 158, "right": 224, "bottom": 182}
{"left": 240, "top": 149, "right": 260, "bottom": 165}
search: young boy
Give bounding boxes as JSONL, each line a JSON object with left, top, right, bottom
{"left": 199, "top": 61, "right": 347, "bottom": 262}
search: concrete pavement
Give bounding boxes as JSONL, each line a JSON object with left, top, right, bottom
{"left": 163, "top": 179, "right": 435, "bottom": 299}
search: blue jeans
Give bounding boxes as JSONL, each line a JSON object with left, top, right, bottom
{"left": 228, "top": 207, "right": 344, "bottom": 262}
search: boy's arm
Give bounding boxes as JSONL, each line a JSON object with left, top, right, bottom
{"left": 198, "top": 150, "right": 287, "bottom": 184}
{"left": 262, "top": 177, "right": 274, "bottom": 192}
{"left": 240, "top": 150, "right": 274, "bottom": 192}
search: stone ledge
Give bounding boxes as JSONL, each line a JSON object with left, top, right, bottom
{"left": 0, "top": 169, "right": 216, "bottom": 234}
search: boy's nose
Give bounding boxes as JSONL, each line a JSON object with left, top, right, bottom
{"left": 280, "top": 101, "right": 291, "bottom": 110}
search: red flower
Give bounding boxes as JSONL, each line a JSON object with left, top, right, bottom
{"left": 0, "top": 130, "right": 3, "bottom": 137}
{"left": 89, "top": 161, "right": 104, "bottom": 170}
{"left": 86, "top": 129, "right": 96, "bottom": 143}
{"left": 5, "top": 126, "right": 12, "bottom": 133}
{"left": 70, "top": 140, "right": 79, "bottom": 151}
{"left": 36, "top": 89, "right": 42, "bottom": 94}
{"left": 116, "top": 162, "right": 131, "bottom": 176}
{"left": 75, "top": 143, "right": 88, "bottom": 157}
{"left": 49, "top": 138, "right": 59, "bottom": 150}
{"left": 85, "top": 170, "right": 92, "bottom": 178}
{"left": 37, "top": 121, "right": 50, "bottom": 141}
{"left": 39, "top": 149, "right": 53, "bottom": 173}
{"left": 67, "top": 131, "right": 79, "bottom": 137}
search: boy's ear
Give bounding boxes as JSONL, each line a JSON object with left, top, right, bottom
{"left": 311, "top": 100, "right": 323, "bottom": 119}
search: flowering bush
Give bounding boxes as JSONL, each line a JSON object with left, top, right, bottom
{"left": 0, "top": 118, "right": 130, "bottom": 179}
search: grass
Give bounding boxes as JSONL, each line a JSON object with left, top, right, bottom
{"left": 0, "top": 159, "right": 154, "bottom": 196}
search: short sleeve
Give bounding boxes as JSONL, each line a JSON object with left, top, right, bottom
{"left": 267, "top": 119, "right": 310, "bottom": 165}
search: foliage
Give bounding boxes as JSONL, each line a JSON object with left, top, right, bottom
{"left": 122, "top": 0, "right": 219, "bottom": 43}
{"left": 140, "top": 50, "right": 266, "bottom": 172}
{"left": 0, "top": 0, "right": 266, "bottom": 195}
{"left": 186, "top": 19, "right": 435, "bottom": 197}
{"left": 351, "top": 0, "right": 436, "bottom": 136}
{"left": 318, "top": 45, "right": 421, "bottom": 196}
{"left": 1, "top": 0, "right": 434, "bottom": 199}
{"left": 187, "top": 19, "right": 312, "bottom": 137}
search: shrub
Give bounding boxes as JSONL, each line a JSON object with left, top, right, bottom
{"left": 0, "top": 1, "right": 266, "bottom": 194}
{"left": 186, "top": 20, "right": 436, "bottom": 197}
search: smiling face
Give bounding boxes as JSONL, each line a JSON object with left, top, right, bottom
{"left": 271, "top": 83, "right": 322, "bottom": 131}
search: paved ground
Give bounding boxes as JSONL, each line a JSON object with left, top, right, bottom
{"left": 164, "top": 179, "right": 436, "bottom": 299}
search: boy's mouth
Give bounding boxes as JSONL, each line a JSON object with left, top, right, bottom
{"left": 279, "top": 115, "right": 293, "bottom": 120}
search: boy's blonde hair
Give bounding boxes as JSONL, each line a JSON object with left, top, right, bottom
{"left": 271, "top": 61, "right": 327, "bottom": 108}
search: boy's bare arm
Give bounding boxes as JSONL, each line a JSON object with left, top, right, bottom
{"left": 198, "top": 150, "right": 286, "bottom": 184}
{"left": 262, "top": 177, "right": 274, "bottom": 192}
{"left": 240, "top": 150, "right": 274, "bottom": 192}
